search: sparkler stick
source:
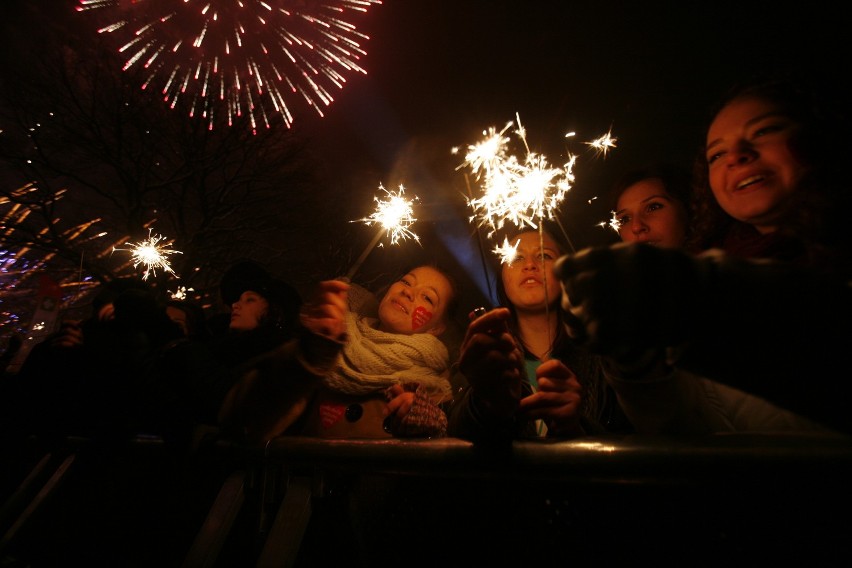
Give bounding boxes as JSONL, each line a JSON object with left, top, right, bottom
{"left": 464, "top": 173, "right": 496, "bottom": 305}
{"left": 345, "top": 227, "right": 384, "bottom": 281}
{"left": 345, "top": 183, "right": 420, "bottom": 281}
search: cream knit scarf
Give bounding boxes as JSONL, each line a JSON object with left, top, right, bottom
{"left": 321, "top": 283, "right": 452, "bottom": 400}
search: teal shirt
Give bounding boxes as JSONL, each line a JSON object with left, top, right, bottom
{"left": 523, "top": 357, "right": 546, "bottom": 436}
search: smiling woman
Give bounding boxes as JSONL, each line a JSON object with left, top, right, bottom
{"left": 554, "top": 71, "right": 852, "bottom": 435}
{"left": 218, "top": 262, "right": 461, "bottom": 444}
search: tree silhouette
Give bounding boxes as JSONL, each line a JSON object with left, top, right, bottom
{"left": 0, "top": 1, "right": 342, "bottom": 348}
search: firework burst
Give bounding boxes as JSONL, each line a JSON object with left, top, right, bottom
{"left": 76, "top": 0, "right": 382, "bottom": 133}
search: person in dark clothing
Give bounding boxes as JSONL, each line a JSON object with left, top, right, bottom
{"left": 448, "top": 223, "right": 632, "bottom": 443}
{"left": 556, "top": 71, "right": 852, "bottom": 434}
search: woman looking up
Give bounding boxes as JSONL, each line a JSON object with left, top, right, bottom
{"left": 448, "top": 224, "right": 631, "bottom": 441}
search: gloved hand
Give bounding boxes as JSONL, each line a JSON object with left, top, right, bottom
{"left": 554, "top": 242, "right": 705, "bottom": 362}
{"left": 385, "top": 383, "right": 448, "bottom": 438}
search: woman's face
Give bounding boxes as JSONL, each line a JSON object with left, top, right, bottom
{"left": 377, "top": 265, "right": 454, "bottom": 336}
{"left": 229, "top": 290, "right": 269, "bottom": 332}
{"left": 615, "top": 178, "right": 688, "bottom": 248}
{"left": 501, "top": 230, "right": 562, "bottom": 312}
{"left": 705, "top": 95, "right": 808, "bottom": 234}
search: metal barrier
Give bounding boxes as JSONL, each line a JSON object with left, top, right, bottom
{"left": 186, "top": 432, "right": 852, "bottom": 567}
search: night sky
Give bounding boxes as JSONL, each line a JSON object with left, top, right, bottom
{"left": 294, "top": 0, "right": 845, "bottom": 302}
{"left": 2, "top": 0, "right": 847, "bottom": 311}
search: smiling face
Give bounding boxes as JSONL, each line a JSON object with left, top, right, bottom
{"left": 615, "top": 177, "right": 688, "bottom": 248}
{"left": 501, "top": 230, "right": 562, "bottom": 313}
{"left": 376, "top": 265, "right": 454, "bottom": 336}
{"left": 705, "top": 95, "right": 808, "bottom": 234}
{"left": 229, "top": 290, "right": 269, "bottom": 332}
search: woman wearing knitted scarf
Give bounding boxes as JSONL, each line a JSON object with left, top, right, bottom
{"left": 219, "top": 264, "right": 457, "bottom": 444}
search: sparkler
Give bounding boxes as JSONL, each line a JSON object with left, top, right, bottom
{"left": 455, "top": 113, "right": 577, "bottom": 239}
{"left": 598, "top": 210, "right": 622, "bottom": 233}
{"left": 170, "top": 286, "right": 194, "bottom": 300}
{"left": 76, "top": 0, "right": 382, "bottom": 133}
{"left": 345, "top": 183, "right": 419, "bottom": 281}
{"left": 493, "top": 236, "right": 520, "bottom": 265}
{"left": 586, "top": 128, "right": 618, "bottom": 157}
{"left": 457, "top": 115, "right": 618, "bottom": 356}
{"left": 113, "top": 228, "right": 182, "bottom": 281}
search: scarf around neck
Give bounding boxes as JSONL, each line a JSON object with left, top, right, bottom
{"left": 321, "top": 282, "right": 452, "bottom": 399}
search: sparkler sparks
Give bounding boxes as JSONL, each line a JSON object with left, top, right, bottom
{"left": 76, "top": 0, "right": 382, "bottom": 132}
{"left": 355, "top": 183, "right": 420, "bottom": 246}
{"left": 586, "top": 128, "right": 618, "bottom": 157}
{"left": 113, "top": 229, "right": 182, "bottom": 280}
{"left": 599, "top": 210, "right": 622, "bottom": 233}
{"left": 345, "top": 183, "right": 420, "bottom": 280}
{"left": 493, "top": 236, "right": 520, "bottom": 265}
{"left": 456, "top": 113, "right": 577, "bottom": 238}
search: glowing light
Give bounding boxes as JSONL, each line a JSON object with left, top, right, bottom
{"left": 113, "top": 228, "right": 182, "bottom": 280}
{"left": 355, "top": 183, "right": 420, "bottom": 246}
{"left": 345, "top": 183, "right": 420, "bottom": 280}
{"left": 170, "top": 285, "right": 194, "bottom": 300}
{"left": 598, "top": 210, "right": 621, "bottom": 233}
{"left": 586, "top": 128, "right": 618, "bottom": 157}
{"left": 456, "top": 113, "right": 577, "bottom": 238}
{"left": 493, "top": 237, "right": 520, "bottom": 265}
{"left": 77, "top": 0, "right": 383, "bottom": 132}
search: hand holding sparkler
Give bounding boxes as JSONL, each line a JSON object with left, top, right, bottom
{"left": 345, "top": 183, "right": 420, "bottom": 281}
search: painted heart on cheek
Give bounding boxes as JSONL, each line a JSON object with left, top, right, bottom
{"left": 411, "top": 306, "right": 433, "bottom": 330}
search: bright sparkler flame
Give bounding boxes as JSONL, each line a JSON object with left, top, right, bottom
{"left": 586, "top": 128, "right": 618, "bottom": 157}
{"left": 113, "top": 229, "right": 182, "bottom": 280}
{"left": 493, "top": 237, "right": 520, "bottom": 265}
{"left": 355, "top": 183, "right": 420, "bottom": 246}
{"left": 457, "top": 113, "right": 577, "bottom": 238}
{"left": 599, "top": 210, "right": 622, "bottom": 233}
{"left": 170, "top": 285, "right": 194, "bottom": 300}
{"left": 76, "top": 0, "right": 383, "bottom": 132}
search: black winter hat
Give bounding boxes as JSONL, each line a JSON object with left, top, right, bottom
{"left": 92, "top": 277, "right": 151, "bottom": 317}
{"left": 220, "top": 261, "right": 301, "bottom": 310}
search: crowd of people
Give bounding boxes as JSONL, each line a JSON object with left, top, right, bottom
{"left": 1, "top": 68, "right": 850, "bottom": 565}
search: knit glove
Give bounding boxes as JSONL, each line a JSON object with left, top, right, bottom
{"left": 385, "top": 383, "right": 448, "bottom": 438}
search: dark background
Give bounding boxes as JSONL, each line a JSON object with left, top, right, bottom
{"left": 292, "top": 0, "right": 846, "bottom": 303}
{"left": 2, "top": 0, "right": 847, "bottom": 324}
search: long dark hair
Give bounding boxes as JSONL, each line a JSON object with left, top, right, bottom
{"left": 490, "top": 221, "right": 618, "bottom": 430}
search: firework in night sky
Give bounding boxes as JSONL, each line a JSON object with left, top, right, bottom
{"left": 76, "top": 0, "right": 383, "bottom": 133}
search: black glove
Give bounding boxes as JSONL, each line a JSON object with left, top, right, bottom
{"left": 556, "top": 242, "right": 852, "bottom": 433}
{"left": 554, "top": 242, "right": 705, "bottom": 361}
